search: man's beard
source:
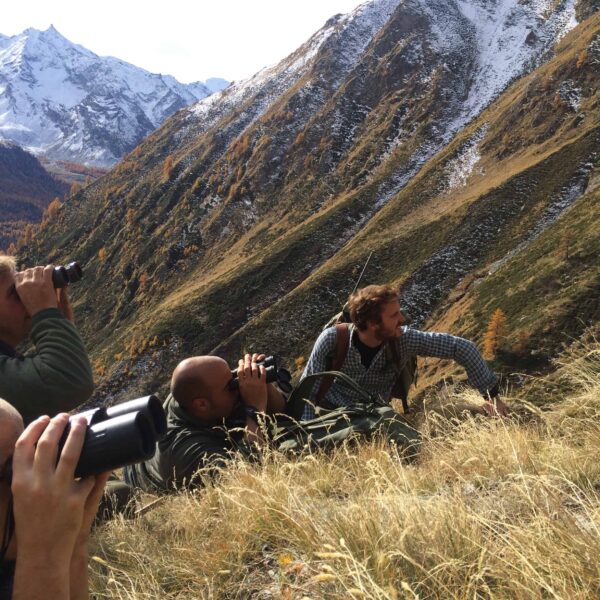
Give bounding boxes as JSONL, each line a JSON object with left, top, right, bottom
{"left": 373, "top": 323, "right": 402, "bottom": 342}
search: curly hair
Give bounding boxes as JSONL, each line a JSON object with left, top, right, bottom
{"left": 347, "top": 284, "right": 399, "bottom": 331}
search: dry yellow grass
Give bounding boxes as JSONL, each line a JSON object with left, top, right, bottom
{"left": 90, "top": 340, "right": 600, "bottom": 599}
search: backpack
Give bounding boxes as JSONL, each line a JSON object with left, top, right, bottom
{"left": 276, "top": 370, "right": 420, "bottom": 453}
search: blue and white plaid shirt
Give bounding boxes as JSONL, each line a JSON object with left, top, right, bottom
{"left": 299, "top": 325, "right": 498, "bottom": 420}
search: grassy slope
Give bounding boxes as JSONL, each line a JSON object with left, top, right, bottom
{"left": 414, "top": 168, "right": 600, "bottom": 398}
{"left": 90, "top": 336, "right": 600, "bottom": 599}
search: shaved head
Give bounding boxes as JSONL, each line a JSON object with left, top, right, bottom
{"left": 171, "top": 356, "right": 231, "bottom": 408}
{"left": 0, "top": 399, "right": 24, "bottom": 464}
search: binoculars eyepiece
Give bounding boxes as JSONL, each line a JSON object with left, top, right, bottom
{"left": 5, "top": 395, "right": 167, "bottom": 482}
{"left": 229, "top": 356, "right": 292, "bottom": 394}
{"left": 53, "top": 262, "right": 83, "bottom": 289}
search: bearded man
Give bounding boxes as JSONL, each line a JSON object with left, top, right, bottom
{"left": 300, "top": 284, "right": 508, "bottom": 420}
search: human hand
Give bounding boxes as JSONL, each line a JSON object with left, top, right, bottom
{"left": 14, "top": 265, "right": 57, "bottom": 317}
{"left": 250, "top": 353, "right": 287, "bottom": 413}
{"left": 57, "top": 286, "right": 74, "bottom": 322}
{"left": 74, "top": 471, "right": 110, "bottom": 549}
{"left": 478, "top": 397, "right": 509, "bottom": 418}
{"left": 11, "top": 414, "right": 100, "bottom": 565}
{"left": 237, "top": 353, "right": 268, "bottom": 412}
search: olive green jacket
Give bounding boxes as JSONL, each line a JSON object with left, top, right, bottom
{"left": 125, "top": 394, "right": 254, "bottom": 493}
{"left": 0, "top": 308, "right": 94, "bottom": 424}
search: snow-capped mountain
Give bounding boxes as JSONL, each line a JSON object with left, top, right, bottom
{"left": 0, "top": 26, "right": 228, "bottom": 166}
{"left": 187, "top": 0, "right": 578, "bottom": 175}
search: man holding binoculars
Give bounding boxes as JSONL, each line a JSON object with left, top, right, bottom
{"left": 0, "top": 257, "right": 94, "bottom": 424}
{"left": 125, "top": 352, "right": 287, "bottom": 492}
{"left": 0, "top": 399, "right": 109, "bottom": 600}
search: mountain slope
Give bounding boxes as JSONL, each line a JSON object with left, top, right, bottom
{"left": 0, "top": 140, "right": 69, "bottom": 249}
{"left": 19, "top": 2, "right": 599, "bottom": 403}
{"left": 0, "top": 26, "right": 227, "bottom": 166}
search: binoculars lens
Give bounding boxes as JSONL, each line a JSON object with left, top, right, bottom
{"left": 53, "top": 261, "right": 83, "bottom": 288}
{"left": 65, "top": 394, "right": 166, "bottom": 478}
{"left": 4, "top": 395, "right": 167, "bottom": 483}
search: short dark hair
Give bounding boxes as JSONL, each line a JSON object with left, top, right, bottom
{"left": 347, "top": 284, "right": 399, "bottom": 331}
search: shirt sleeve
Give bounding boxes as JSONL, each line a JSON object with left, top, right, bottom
{"left": 399, "top": 327, "right": 498, "bottom": 394}
{"left": 296, "top": 327, "right": 339, "bottom": 419}
{"left": 0, "top": 308, "right": 94, "bottom": 424}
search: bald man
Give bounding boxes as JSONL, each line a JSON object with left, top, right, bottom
{"left": 124, "top": 353, "right": 286, "bottom": 492}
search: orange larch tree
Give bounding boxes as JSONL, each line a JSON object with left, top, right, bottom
{"left": 43, "top": 197, "right": 63, "bottom": 221}
{"left": 162, "top": 155, "right": 174, "bottom": 181}
{"left": 483, "top": 308, "right": 508, "bottom": 360}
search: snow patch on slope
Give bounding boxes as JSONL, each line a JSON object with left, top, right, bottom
{"left": 443, "top": 125, "right": 488, "bottom": 192}
{"left": 558, "top": 80, "right": 583, "bottom": 112}
{"left": 446, "top": 0, "right": 577, "bottom": 130}
{"left": 188, "top": 0, "right": 402, "bottom": 140}
{"left": 489, "top": 158, "right": 597, "bottom": 275}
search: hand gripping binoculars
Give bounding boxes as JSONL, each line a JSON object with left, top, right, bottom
{"left": 5, "top": 395, "right": 167, "bottom": 481}
{"left": 66, "top": 395, "right": 167, "bottom": 478}
{"left": 52, "top": 261, "right": 83, "bottom": 288}
{"left": 229, "top": 356, "right": 293, "bottom": 394}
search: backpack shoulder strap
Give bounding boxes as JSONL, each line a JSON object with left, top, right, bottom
{"left": 285, "top": 369, "right": 376, "bottom": 420}
{"left": 385, "top": 340, "right": 417, "bottom": 414}
{"left": 315, "top": 323, "right": 350, "bottom": 403}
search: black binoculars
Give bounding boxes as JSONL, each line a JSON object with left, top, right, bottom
{"left": 6, "top": 396, "right": 166, "bottom": 482}
{"left": 229, "top": 356, "right": 292, "bottom": 394}
{"left": 52, "top": 261, "right": 83, "bottom": 288}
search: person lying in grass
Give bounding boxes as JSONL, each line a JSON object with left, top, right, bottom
{"left": 125, "top": 353, "right": 286, "bottom": 492}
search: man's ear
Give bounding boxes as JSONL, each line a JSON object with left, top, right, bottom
{"left": 364, "top": 317, "right": 379, "bottom": 332}
{"left": 189, "top": 397, "right": 210, "bottom": 417}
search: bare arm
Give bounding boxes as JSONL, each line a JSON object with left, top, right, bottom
{"left": 57, "top": 287, "right": 75, "bottom": 323}
{"left": 69, "top": 472, "right": 109, "bottom": 600}
{"left": 266, "top": 383, "right": 286, "bottom": 414}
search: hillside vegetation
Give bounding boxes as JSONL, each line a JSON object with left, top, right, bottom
{"left": 0, "top": 143, "right": 69, "bottom": 250}
{"left": 17, "top": 9, "right": 599, "bottom": 406}
{"left": 89, "top": 333, "right": 600, "bottom": 599}
{"left": 8, "top": 3, "right": 598, "bottom": 597}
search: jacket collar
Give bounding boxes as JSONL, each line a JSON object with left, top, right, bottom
{"left": 0, "top": 339, "right": 18, "bottom": 358}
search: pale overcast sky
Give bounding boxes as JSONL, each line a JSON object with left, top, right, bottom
{"left": 2, "top": 0, "right": 366, "bottom": 83}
